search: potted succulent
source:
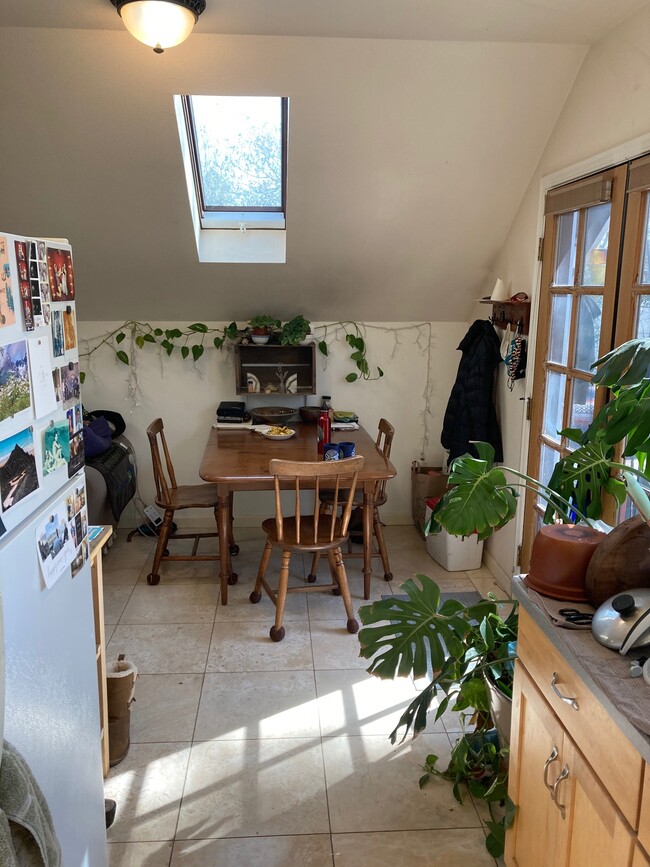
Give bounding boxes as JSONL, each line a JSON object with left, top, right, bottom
{"left": 280, "top": 315, "right": 311, "bottom": 346}
{"left": 248, "top": 315, "right": 281, "bottom": 345}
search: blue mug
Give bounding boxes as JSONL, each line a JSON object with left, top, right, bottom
{"left": 339, "top": 441, "right": 356, "bottom": 458}
{"left": 323, "top": 442, "right": 340, "bottom": 461}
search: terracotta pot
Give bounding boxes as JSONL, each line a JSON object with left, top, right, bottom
{"left": 525, "top": 523, "right": 606, "bottom": 602}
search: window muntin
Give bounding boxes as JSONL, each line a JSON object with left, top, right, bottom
{"left": 182, "top": 95, "right": 287, "bottom": 216}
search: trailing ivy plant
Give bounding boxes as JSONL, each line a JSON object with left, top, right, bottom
{"left": 79, "top": 317, "right": 384, "bottom": 384}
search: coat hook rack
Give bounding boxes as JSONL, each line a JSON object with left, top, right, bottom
{"left": 480, "top": 296, "right": 530, "bottom": 335}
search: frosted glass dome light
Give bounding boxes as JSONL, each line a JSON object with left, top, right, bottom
{"left": 111, "top": 0, "right": 206, "bottom": 53}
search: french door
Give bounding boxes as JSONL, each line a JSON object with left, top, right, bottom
{"left": 522, "top": 165, "right": 627, "bottom": 567}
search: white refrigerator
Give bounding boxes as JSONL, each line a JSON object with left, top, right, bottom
{"left": 0, "top": 233, "right": 107, "bottom": 866}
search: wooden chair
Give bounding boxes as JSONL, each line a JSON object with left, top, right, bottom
{"left": 249, "top": 455, "right": 365, "bottom": 641}
{"left": 145, "top": 418, "right": 238, "bottom": 586}
{"left": 308, "top": 418, "right": 395, "bottom": 583}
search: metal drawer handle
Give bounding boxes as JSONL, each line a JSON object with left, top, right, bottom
{"left": 552, "top": 764, "right": 570, "bottom": 818}
{"left": 543, "top": 746, "right": 559, "bottom": 795}
{"left": 550, "top": 672, "right": 579, "bottom": 710}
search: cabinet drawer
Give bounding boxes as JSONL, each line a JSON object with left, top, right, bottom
{"left": 517, "top": 607, "right": 643, "bottom": 827}
{"left": 640, "top": 765, "right": 650, "bottom": 855}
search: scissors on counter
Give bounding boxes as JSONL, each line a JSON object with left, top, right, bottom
{"left": 558, "top": 607, "right": 593, "bottom": 625}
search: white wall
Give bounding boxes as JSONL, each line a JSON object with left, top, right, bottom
{"left": 79, "top": 320, "right": 468, "bottom": 528}
{"left": 484, "top": 4, "right": 650, "bottom": 579}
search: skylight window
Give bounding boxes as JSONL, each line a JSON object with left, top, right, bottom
{"left": 176, "top": 95, "right": 288, "bottom": 262}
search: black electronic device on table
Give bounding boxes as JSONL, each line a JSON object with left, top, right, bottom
{"left": 217, "top": 401, "right": 249, "bottom": 423}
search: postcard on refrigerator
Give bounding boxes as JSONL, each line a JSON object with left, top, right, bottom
{"left": 68, "top": 430, "right": 84, "bottom": 478}
{"left": 0, "top": 237, "right": 16, "bottom": 329}
{"left": 35, "top": 498, "right": 75, "bottom": 589}
{"left": 42, "top": 420, "right": 70, "bottom": 476}
{"left": 63, "top": 307, "right": 76, "bottom": 351}
{"left": 0, "top": 426, "right": 39, "bottom": 512}
{"left": 47, "top": 247, "right": 75, "bottom": 302}
{"left": 51, "top": 310, "right": 64, "bottom": 358}
{"left": 0, "top": 339, "right": 32, "bottom": 426}
{"left": 60, "top": 362, "right": 80, "bottom": 405}
{"left": 28, "top": 338, "right": 57, "bottom": 419}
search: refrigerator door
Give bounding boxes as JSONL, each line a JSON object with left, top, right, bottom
{"left": 0, "top": 479, "right": 107, "bottom": 866}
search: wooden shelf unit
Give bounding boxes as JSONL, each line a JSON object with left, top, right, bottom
{"left": 234, "top": 343, "right": 316, "bottom": 396}
{"left": 89, "top": 525, "right": 113, "bottom": 778}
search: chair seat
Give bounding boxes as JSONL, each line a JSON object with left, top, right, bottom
{"left": 156, "top": 483, "right": 220, "bottom": 510}
{"left": 262, "top": 516, "right": 346, "bottom": 551}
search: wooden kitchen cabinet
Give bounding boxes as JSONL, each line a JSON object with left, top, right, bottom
{"left": 639, "top": 765, "right": 650, "bottom": 855}
{"left": 506, "top": 612, "right": 641, "bottom": 867}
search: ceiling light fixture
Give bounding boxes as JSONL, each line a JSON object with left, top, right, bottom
{"left": 110, "top": 0, "right": 206, "bottom": 54}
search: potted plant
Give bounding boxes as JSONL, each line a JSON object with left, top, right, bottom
{"left": 248, "top": 315, "right": 281, "bottom": 345}
{"left": 280, "top": 315, "right": 311, "bottom": 346}
{"left": 357, "top": 575, "right": 518, "bottom": 857}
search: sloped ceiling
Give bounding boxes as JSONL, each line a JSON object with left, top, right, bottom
{"left": 0, "top": 24, "right": 588, "bottom": 321}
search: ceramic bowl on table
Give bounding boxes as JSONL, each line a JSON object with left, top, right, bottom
{"left": 250, "top": 406, "right": 297, "bottom": 425}
{"left": 261, "top": 428, "right": 296, "bottom": 440}
{"left": 298, "top": 406, "right": 321, "bottom": 423}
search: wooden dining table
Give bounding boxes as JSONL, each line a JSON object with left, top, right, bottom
{"left": 199, "top": 423, "right": 396, "bottom": 604}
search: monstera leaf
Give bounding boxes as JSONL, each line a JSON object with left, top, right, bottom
{"left": 591, "top": 338, "right": 650, "bottom": 388}
{"left": 426, "top": 443, "right": 519, "bottom": 541}
{"left": 542, "top": 439, "right": 625, "bottom": 522}
{"left": 358, "top": 574, "right": 496, "bottom": 681}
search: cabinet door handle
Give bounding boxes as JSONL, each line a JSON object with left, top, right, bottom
{"left": 552, "top": 764, "right": 570, "bottom": 818}
{"left": 543, "top": 746, "right": 559, "bottom": 795}
{"left": 550, "top": 672, "right": 579, "bottom": 710}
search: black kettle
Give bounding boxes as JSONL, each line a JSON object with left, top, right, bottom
{"left": 591, "top": 590, "right": 650, "bottom": 655}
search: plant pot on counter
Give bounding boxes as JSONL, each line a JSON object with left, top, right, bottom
{"left": 525, "top": 523, "right": 606, "bottom": 602}
{"left": 585, "top": 515, "right": 650, "bottom": 607}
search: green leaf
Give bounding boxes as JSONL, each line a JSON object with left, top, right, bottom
{"left": 345, "top": 372, "right": 358, "bottom": 382}
{"left": 378, "top": 367, "right": 384, "bottom": 377}
{"left": 116, "top": 350, "right": 129, "bottom": 365}
{"left": 189, "top": 323, "right": 208, "bottom": 333}
{"left": 318, "top": 340, "right": 328, "bottom": 356}
{"left": 161, "top": 339, "right": 172, "bottom": 351}
{"left": 143, "top": 334, "right": 156, "bottom": 343}
{"left": 115, "top": 332, "right": 126, "bottom": 344}
{"left": 79, "top": 371, "right": 86, "bottom": 384}
{"left": 181, "top": 346, "right": 190, "bottom": 359}
{"left": 418, "top": 774, "right": 430, "bottom": 790}
{"left": 154, "top": 328, "right": 163, "bottom": 336}
{"left": 592, "top": 338, "right": 650, "bottom": 387}
{"left": 165, "top": 345, "right": 174, "bottom": 356}
{"left": 135, "top": 335, "right": 145, "bottom": 349}
{"left": 346, "top": 334, "right": 356, "bottom": 347}
{"left": 224, "top": 322, "right": 238, "bottom": 340}
{"left": 192, "top": 344, "right": 204, "bottom": 362}
{"left": 543, "top": 439, "right": 615, "bottom": 522}
{"left": 213, "top": 337, "right": 224, "bottom": 349}
{"left": 169, "top": 328, "right": 182, "bottom": 338}
{"left": 350, "top": 350, "right": 364, "bottom": 362}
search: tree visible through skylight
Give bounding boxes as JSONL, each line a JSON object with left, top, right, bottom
{"left": 190, "top": 96, "right": 284, "bottom": 210}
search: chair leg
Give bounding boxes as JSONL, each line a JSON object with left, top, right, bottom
{"left": 374, "top": 507, "right": 392, "bottom": 581}
{"left": 228, "top": 492, "right": 239, "bottom": 556}
{"left": 331, "top": 547, "right": 358, "bottom": 634}
{"left": 270, "top": 550, "right": 291, "bottom": 642}
{"left": 250, "top": 540, "right": 272, "bottom": 604}
{"left": 147, "top": 510, "right": 174, "bottom": 586}
{"left": 308, "top": 551, "right": 321, "bottom": 583}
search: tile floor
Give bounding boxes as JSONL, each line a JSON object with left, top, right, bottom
{"left": 103, "top": 525, "right": 512, "bottom": 867}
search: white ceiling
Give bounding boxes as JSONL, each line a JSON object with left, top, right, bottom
{"left": 2, "top": 0, "right": 648, "bottom": 45}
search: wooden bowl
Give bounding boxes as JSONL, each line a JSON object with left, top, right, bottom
{"left": 299, "top": 406, "right": 321, "bottom": 423}
{"left": 250, "top": 406, "right": 297, "bottom": 425}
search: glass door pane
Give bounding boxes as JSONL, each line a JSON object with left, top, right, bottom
{"left": 574, "top": 295, "right": 603, "bottom": 371}
{"left": 580, "top": 203, "right": 610, "bottom": 286}
{"left": 548, "top": 294, "right": 572, "bottom": 365}
{"left": 554, "top": 211, "right": 579, "bottom": 286}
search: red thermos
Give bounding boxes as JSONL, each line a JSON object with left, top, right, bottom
{"left": 317, "top": 395, "right": 332, "bottom": 455}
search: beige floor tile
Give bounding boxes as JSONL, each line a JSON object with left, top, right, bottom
{"left": 215, "top": 574, "right": 308, "bottom": 622}
{"left": 465, "top": 565, "right": 497, "bottom": 581}
{"left": 138, "top": 558, "right": 221, "bottom": 584}
{"left": 316, "top": 668, "right": 444, "bottom": 737}
{"left": 310, "top": 621, "right": 367, "bottom": 670}
{"left": 175, "top": 738, "right": 329, "bottom": 839}
{"left": 322, "top": 734, "right": 481, "bottom": 833}
{"left": 389, "top": 549, "right": 457, "bottom": 583}
{"left": 108, "top": 841, "right": 173, "bottom": 867}
{"left": 120, "top": 584, "right": 219, "bottom": 625}
{"left": 103, "top": 538, "right": 153, "bottom": 572}
{"left": 381, "top": 525, "right": 425, "bottom": 550}
{"left": 331, "top": 829, "right": 495, "bottom": 866}
{"left": 105, "top": 743, "right": 191, "bottom": 843}
{"left": 108, "top": 624, "right": 212, "bottom": 674}
{"left": 171, "top": 835, "right": 333, "bottom": 866}
{"left": 104, "top": 586, "right": 134, "bottom": 625}
{"left": 307, "top": 576, "right": 390, "bottom": 621}
{"left": 104, "top": 568, "right": 144, "bottom": 587}
{"left": 131, "top": 674, "right": 204, "bottom": 743}
{"left": 206, "top": 620, "right": 313, "bottom": 672}
{"left": 194, "top": 671, "right": 320, "bottom": 740}
{"left": 470, "top": 576, "right": 511, "bottom": 600}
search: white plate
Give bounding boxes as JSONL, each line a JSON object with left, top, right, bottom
{"left": 261, "top": 430, "right": 296, "bottom": 440}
